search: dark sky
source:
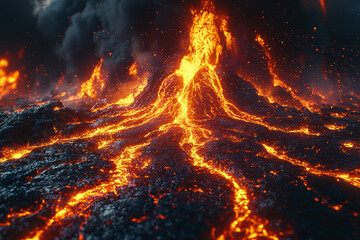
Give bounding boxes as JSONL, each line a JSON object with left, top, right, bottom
{"left": 0, "top": 0, "right": 359, "bottom": 96}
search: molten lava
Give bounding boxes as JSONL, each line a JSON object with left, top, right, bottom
{"left": 0, "top": 58, "right": 20, "bottom": 100}
{"left": 254, "top": 35, "right": 322, "bottom": 110}
{"left": 77, "top": 59, "right": 105, "bottom": 99}
{"left": 129, "top": 62, "right": 138, "bottom": 76}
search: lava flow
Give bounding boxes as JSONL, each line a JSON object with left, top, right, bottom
{"left": 0, "top": 0, "right": 359, "bottom": 240}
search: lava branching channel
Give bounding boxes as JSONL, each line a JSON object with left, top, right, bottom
{"left": 1, "top": 2, "right": 360, "bottom": 240}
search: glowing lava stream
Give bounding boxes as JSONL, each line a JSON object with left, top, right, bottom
{"left": 77, "top": 59, "right": 105, "bottom": 99}
{"left": 29, "top": 142, "right": 151, "bottom": 240}
{"left": 262, "top": 144, "right": 360, "bottom": 189}
{"left": 168, "top": 3, "right": 278, "bottom": 238}
{"left": 254, "top": 35, "right": 323, "bottom": 111}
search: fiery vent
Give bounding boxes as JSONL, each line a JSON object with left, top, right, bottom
{"left": 0, "top": 59, "right": 20, "bottom": 100}
{"left": 77, "top": 59, "right": 105, "bottom": 99}
{"left": 0, "top": 0, "right": 359, "bottom": 240}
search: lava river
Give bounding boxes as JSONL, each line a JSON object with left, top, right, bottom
{"left": 0, "top": 1, "right": 359, "bottom": 240}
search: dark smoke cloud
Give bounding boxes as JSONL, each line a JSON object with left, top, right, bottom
{"left": 35, "top": 0, "right": 179, "bottom": 81}
{"left": 54, "top": 0, "right": 101, "bottom": 77}
{"left": 36, "top": 0, "right": 88, "bottom": 41}
{"left": 0, "top": 0, "right": 359, "bottom": 98}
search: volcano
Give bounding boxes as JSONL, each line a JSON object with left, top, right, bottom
{"left": 0, "top": 1, "right": 360, "bottom": 240}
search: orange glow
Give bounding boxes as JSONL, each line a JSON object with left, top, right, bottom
{"left": 0, "top": 206, "right": 44, "bottom": 227}
{"left": 0, "top": 139, "right": 62, "bottom": 163}
{"left": 1, "top": 147, "right": 33, "bottom": 162}
{"left": 254, "top": 36, "right": 318, "bottom": 110}
{"left": 329, "top": 205, "right": 343, "bottom": 211}
{"left": 129, "top": 62, "right": 138, "bottom": 76}
{"left": 262, "top": 144, "right": 360, "bottom": 189}
{"left": 343, "top": 142, "right": 354, "bottom": 148}
{"left": 288, "top": 127, "right": 320, "bottom": 136}
{"left": 325, "top": 124, "right": 346, "bottom": 131}
{"left": 86, "top": 62, "right": 148, "bottom": 111}
{"left": 132, "top": 216, "right": 148, "bottom": 223}
{"left": 170, "top": 2, "right": 277, "bottom": 238}
{"left": 114, "top": 79, "right": 147, "bottom": 106}
{"left": 221, "top": 18, "right": 234, "bottom": 50}
{"left": 320, "top": 0, "right": 326, "bottom": 14}
{"left": 77, "top": 59, "right": 105, "bottom": 99}
{"left": 0, "top": 58, "right": 20, "bottom": 100}
{"left": 28, "top": 143, "right": 150, "bottom": 240}
{"left": 331, "top": 112, "right": 347, "bottom": 118}
{"left": 0, "top": 211, "right": 31, "bottom": 227}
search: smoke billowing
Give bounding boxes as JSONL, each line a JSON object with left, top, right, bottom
{"left": 1, "top": 0, "right": 359, "bottom": 100}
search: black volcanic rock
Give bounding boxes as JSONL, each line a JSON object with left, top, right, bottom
{"left": 0, "top": 74, "right": 360, "bottom": 240}
{"left": 0, "top": 102, "right": 96, "bottom": 151}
